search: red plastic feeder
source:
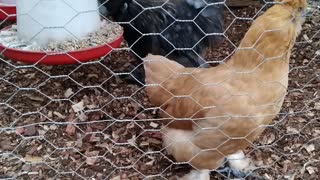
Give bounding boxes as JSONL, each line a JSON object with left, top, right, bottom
{"left": 0, "top": 0, "right": 16, "bottom": 21}
{"left": 0, "top": 25, "right": 123, "bottom": 65}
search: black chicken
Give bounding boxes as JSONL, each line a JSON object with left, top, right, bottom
{"left": 99, "top": 0, "right": 225, "bottom": 84}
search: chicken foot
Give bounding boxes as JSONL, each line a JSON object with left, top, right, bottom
{"left": 216, "top": 166, "right": 265, "bottom": 180}
{"left": 215, "top": 150, "right": 265, "bottom": 179}
{"left": 177, "top": 169, "right": 210, "bottom": 180}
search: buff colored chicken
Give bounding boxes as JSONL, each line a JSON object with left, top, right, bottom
{"left": 143, "top": 0, "right": 308, "bottom": 179}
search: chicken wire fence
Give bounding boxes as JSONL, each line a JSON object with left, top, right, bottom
{"left": 0, "top": 0, "right": 319, "bottom": 179}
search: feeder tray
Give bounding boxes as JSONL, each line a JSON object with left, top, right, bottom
{"left": 0, "top": 25, "right": 123, "bottom": 65}
{"left": 0, "top": 1, "right": 16, "bottom": 21}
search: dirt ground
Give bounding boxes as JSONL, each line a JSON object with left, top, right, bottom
{"left": 0, "top": 2, "right": 319, "bottom": 180}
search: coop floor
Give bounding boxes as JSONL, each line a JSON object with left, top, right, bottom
{"left": 0, "top": 4, "right": 319, "bottom": 180}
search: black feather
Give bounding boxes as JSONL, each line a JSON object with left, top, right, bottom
{"left": 99, "top": 0, "right": 224, "bottom": 84}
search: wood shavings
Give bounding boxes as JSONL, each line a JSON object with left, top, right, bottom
{"left": 0, "top": 3, "right": 319, "bottom": 180}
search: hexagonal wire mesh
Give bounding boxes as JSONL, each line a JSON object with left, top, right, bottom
{"left": 0, "top": 0, "right": 319, "bottom": 179}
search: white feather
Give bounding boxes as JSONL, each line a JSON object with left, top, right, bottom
{"left": 227, "top": 150, "right": 253, "bottom": 172}
{"left": 179, "top": 170, "right": 210, "bottom": 180}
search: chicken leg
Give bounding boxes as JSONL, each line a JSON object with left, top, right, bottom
{"left": 216, "top": 151, "right": 264, "bottom": 179}
{"left": 178, "top": 169, "right": 210, "bottom": 180}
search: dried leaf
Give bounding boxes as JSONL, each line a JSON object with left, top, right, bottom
{"left": 85, "top": 150, "right": 100, "bottom": 157}
{"left": 112, "top": 130, "right": 120, "bottom": 139}
{"left": 27, "top": 172, "right": 39, "bottom": 175}
{"left": 302, "top": 59, "right": 309, "bottom": 64}
{"left": 16, "top": 127, "right": 24, "bottom": 134}
{"left": 263, "top": 173, "right": 273, "bottom": 180}
{"left": 110, "top": 176, "right": 121, "bottom": 180}
{"left": 126, "top": 122, "right": 135, "bottom": 129}
{"left": 23, "top": 125, "right": 37, "bottom": 136}
{"left": 64, "top": 88, "right": 74, "bottom": 98}
{"left": 119, "top": 113, "right": 126, "bottom": 119}
{"left": 148, "top": 138, "right": 162, "bottom": 145}
{"left": 75, "top": 139, "right": 83, "bottom": 148}
{"left": 66, "top": 123, "right": 76, "bottom": 135}
{"left": 307, "top": 111, "right": 315, "bottom": 117}
{"left": 47, "top": 111, "right": 53, "bottom": 118}
{"left": 87, "top": 104, "right": 97, "bottom": 109}
{"left": 149, "top": 122, "right": 159, "bottom": 128}
{"left": 140, "top": 141, "right": 149, "bottom": 146}
{"left": 86, "top": 157, "right": 97, "bottom": 165}
{"left": 283, "top": 174, "right": 295, "bottom": 180}
{"left": 297, "top": 117, "right": 307, "bottom": 123}
{"left": 72, "top": 101, "right": 84, "bottom": 113}
{"left": 145, "top": 159, "right": 155, "bottom": 166}
{"left": 137, "top": 113, "right": 147, "bottom": 120}
{"left": 306, "top": 166, "right": 316, "bottom": 174}
{"left": 286, "top": 127, "right": 299, "bottom": 134}
{"left": 0, "top": 138, "right": 15, "bottom": 151}
{"left": 88, "top": 74, "right": 99, "bottom": 78}
{"left": 24, "top": 155, "right": 43, "bottom": 163}
{"left": 261, "top": 133, "right": 276, "bottom": 145}
{"left": 96, "top": 142, "right": 113, "bottom": 153}
{"left": 53, "top": 111, "right": 66, "bottom": 119}
{"left": 127, "top": 135, "right": 136, "bottom": 145}
{"left": 78, "top": 112, "right": 88, "bottom": 121}
{"left": 49, "top": 125, "right": 58, "bottom": 130}
{"left": 89, "top": 134, "right": 101, "bottom": 142}
{"left": 25, "top": 94, "right": 44, "bottom": 101}
{"left": 304, "top": 144, "right": 315, "bottom": 154}
{"left": 85, "top": 151, "right": 100, "bottom": 165}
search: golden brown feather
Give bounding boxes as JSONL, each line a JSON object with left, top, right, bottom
{"left": 144, "top": 0, "right": 308, "bottom": 179}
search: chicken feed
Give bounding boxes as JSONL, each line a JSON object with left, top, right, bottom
{"left": 0, "top": 20, "right": 123, "bottom": 52}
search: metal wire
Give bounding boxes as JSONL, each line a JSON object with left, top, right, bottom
{"left": 0, "top": 0, "right": 319, "bottom": 179}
